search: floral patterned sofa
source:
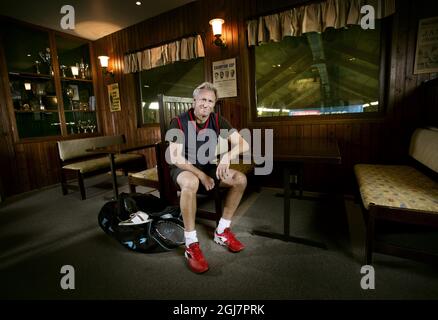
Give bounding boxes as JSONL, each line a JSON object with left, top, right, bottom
{"left": 354, "top": 127, "right": 438, "bottom": 265}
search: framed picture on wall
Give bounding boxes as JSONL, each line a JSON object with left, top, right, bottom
{"left": 414, "top": 16, "right": 438, "bottom": 74}
{"left": 212, "top": 58, "right": 237, "bottom": 98}
{"left": 108, "top": 83, "right": 121, "bottom": 112}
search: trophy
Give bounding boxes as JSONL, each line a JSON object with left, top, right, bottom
{"left": 80, "top": 102, "right": 89, "bottom": 111}
{"left": 35, "top": 61, "right": 41, "bottom": 74}
{"left": 84, "top": 64, "right": 90, "bottom": 79}
{"left": 66, "top": 87, "right": 74, "bottom": 110}
{"left": 38, "top": 48, "right": 53, "bottom": 75}
{"left": 76, "top": 120, "right": 82, "bottom": 134}
{"left": 71, "top": 65, "right": 79, "bottom": 79}
{"left": 66, "top": 121, "right": 75, "bottom": 134}
{"left": 34, "top": 83, "right": 46, "bottom": 110}
{"left": 81, "top": 120, "right": 88, "bottom": 133}
{"left": 60, "top": 65, "right": 68, "bottom": 78}
{"left": 79, "top": 59, "right": 86, "bottom": 79}
{"left": 89, "top": 121, "right": 96, "bottom": 133}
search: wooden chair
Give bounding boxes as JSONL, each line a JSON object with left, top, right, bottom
{"left": 128, "top": 142, "right": 164, "bottom": 194}
{"left": 129, "top": 95, "right": 195, "bottom": 198}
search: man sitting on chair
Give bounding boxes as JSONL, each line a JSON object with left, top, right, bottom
{"left": 167, "top": 82, "right": 249, "bottom": 274}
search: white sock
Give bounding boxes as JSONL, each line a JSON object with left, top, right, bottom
{"left": 216, "top": 218, "right": 231, "bottom": 234}
{"left": 184, "top": 230, "right": 198, "bottom": 247}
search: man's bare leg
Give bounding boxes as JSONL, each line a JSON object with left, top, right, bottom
{"left": 177, "top": 171, "right": 210, "bottom": 273}
{"left": 214, "top": 169, "right": 247, "bottom": 252}
{"left": 176, "top": 171, "right": 199, "bottom": 231}
{"left": 219, "top": 169, "right": 247, "bottom": 220}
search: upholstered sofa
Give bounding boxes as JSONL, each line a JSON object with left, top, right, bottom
{"left": 57, "top": 135, "right": 145, "bottom": 200}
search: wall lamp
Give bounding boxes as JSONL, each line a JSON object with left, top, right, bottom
{"left": 209, "top": 18, "right": 226, "bottom": 48}
{"left": 98, "top": 55, "right": 114, "bottom": 78}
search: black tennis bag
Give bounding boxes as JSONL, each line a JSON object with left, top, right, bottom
{"left": 98, "top": 193, "right": 185, "bottom": 253}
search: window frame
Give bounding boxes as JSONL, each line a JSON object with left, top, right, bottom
{"left": 135, "top": 72, "right": 158, "bottom": 128}
{"left": 248, "top": 16, "right": 393, "bottom": 125}
{"left": 135, "top": 58, "right": 206, "bottom": 128}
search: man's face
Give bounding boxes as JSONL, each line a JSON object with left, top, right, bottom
{"left": 193, "top": 89, "right": 216, "bottom": 122}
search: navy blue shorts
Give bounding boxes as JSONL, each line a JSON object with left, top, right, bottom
{"left": 170, "top": 164, "right": 220, "bottom": 192}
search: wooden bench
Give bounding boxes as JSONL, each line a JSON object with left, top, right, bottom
{"left": 57, "top": 135, "right": 146, "bottom": 200}
{"left": 354, "top": 127, "right": 438, "bottom": 265}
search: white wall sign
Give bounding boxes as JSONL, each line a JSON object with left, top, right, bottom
{"left": 212, "top": 58, "right": 237, "bottom": 98}
{"left": 414, "top": 16, "right": 438, "bottom": 74}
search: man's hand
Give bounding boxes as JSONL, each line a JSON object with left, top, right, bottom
{"left": 199, "top": 172, "right": 215, "bottom": 191}
{"left": 216, "top": 153, "right": 230, "bottom": 181}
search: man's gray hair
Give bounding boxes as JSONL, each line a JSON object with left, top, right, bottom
{"left": 193, "top": 82, "right": 218, "bottom": 100}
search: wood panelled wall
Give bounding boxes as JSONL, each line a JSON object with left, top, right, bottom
{"left": 0, "top": 0, "right": 437, "bottom": 198}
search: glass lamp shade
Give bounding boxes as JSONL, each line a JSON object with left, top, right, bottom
{"left": 209, "top": 19, "right": 224, "bottom": 36}
{"left": 98, "top": 56, "right": 110, "bottom": 68}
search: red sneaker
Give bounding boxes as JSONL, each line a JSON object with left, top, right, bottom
{"left": 184, "top": 242, "right": 209, "bottom": 274}
{"left": 214, "top": 228, "right": 245, "bottom": 252}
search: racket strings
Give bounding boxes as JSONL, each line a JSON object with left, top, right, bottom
{"left": 153, "top": 220, "right": 185, "bottom": 246}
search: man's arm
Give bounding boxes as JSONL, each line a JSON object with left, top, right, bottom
{"left": 216, "top": 119, "right": 250, "bottom": 180}
{"left": 226, "top": 130, "right": 250, "bottom": 161}
{"left": 217, "top": 116, "right": 250, "bottom": 161}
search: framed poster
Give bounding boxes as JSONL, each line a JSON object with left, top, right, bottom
{"left": 212, "top": 58, "right": 237, "bottom": 98}
{"left": 107, "top": 83, "right": 121, "bottom": 112}
{"left": 414, "top": 16, "right": 438, "bottom": 74}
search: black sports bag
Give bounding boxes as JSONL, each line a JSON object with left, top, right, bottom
{"left": 98, "top": 193, "right": 185, "bottom": 253}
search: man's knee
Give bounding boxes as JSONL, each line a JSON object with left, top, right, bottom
{"left": 178, "top": 173, "right": 199, "bottom": 193}
{"left": 233, "top": 172, "right": 247, "bottom": 189}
